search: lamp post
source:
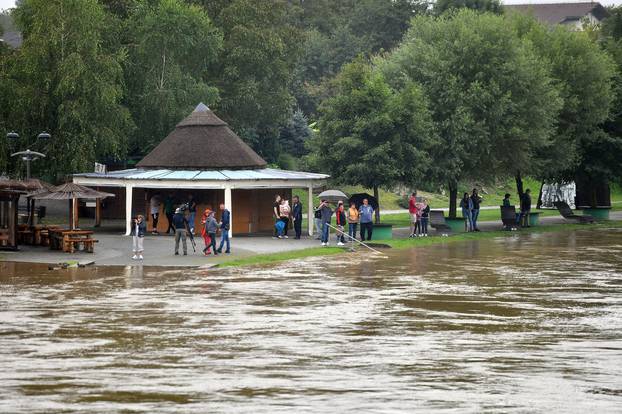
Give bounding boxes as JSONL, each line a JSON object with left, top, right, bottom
{"left": 6, "top": 132, "right": 51, "bottom": 179}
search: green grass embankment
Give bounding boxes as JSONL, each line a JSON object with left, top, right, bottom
{"left": 215, "top": 220, "right": 622, "bottom": 269}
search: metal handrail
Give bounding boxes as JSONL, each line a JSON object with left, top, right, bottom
{"left": 325, "top": 223, "right": 387, "bottom": 257}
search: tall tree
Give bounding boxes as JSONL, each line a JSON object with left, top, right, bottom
{"left": 8, "top": 0, "right": 132, "bottom": 179}
{"left": 279, "top": 109, "right": 313, "bottom": 158}
{"left": 383, "top": 10, "right": 561, "bottom": 217}
{"left": 124, "top": 0, "right": 222, "bottom": 155}
{"left": 434, "top": 0, "right": 503, "bottom": 15}
{"left": 205, "top": 0, "right": 303, "bottom": 161}
{"left": 309, "top": 58, "right": 434, "bottom": 222}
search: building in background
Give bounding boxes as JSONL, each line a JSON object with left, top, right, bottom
{"left": 506, "top": 2, "right": 608, "bottom": 29}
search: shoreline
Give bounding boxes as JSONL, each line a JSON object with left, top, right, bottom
{"left": 215, "top": 220, "right": 622, "bottom": 268}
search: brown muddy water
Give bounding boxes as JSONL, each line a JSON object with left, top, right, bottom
{"left": 1, "top": 228, "right": 622, "bottom": 413}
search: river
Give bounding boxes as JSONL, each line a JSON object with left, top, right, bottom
{"left": 1, "top": 228, "right": 621, "bottom": 413}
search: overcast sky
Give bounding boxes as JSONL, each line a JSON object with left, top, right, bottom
{"left": 2, "top": 0, "right": 622, "bottom": 12}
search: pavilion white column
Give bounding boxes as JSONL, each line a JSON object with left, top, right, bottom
{"left": 308, "top": 186, "right": 314, "bottom": 236}
{"left": 224, "top": 185, "right": 232, "bottom": 238}
{"left": 125, "top": 184, "right": 133, "bottom": 236}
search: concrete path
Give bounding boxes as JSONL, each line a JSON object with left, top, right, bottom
{"left": 3, "top": 212, "right": 620, "bottom": 268}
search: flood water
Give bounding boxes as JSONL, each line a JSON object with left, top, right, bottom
{"left": 1, "top": 228, "right": 622, "bottom": 413}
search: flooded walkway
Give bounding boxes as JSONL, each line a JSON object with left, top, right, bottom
{"left": 1, "top": 227, "right": 622, "bottom": 412}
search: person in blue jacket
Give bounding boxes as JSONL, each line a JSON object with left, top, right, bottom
{"left": 217, "top": 203, "right": 231, "bottom": 254}
{"left": 359, "top": 198, "right": 374, "bottom": 241}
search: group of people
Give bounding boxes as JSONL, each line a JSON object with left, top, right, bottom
{"left": 459, "top": 189, "right": 483, "bottom": 232}
{"left": 314, "top": 198, "right": 375, "bottom": 246}
{"left": 408, "top": 192, "right": 431, "bottom": 237}
{"left": 131, "top": 193, "right": 231, "bottom": 259}
{"left": 273, "top": 195, "right": 304, "bottom": 239}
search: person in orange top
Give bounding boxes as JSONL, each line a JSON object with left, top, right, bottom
{"left": 201, "top": 209, "right": 212, "bottom": 255}
{"left": 347, "top": 201, "right": 359, "bottom": 241}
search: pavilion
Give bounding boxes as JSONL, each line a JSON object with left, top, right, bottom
{"left": 72, "top": 103, "right": 328, "bottom": 236}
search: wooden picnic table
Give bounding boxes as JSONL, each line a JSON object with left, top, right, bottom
{"left": 49, "top": 229, "right": 97, "bottom": 253}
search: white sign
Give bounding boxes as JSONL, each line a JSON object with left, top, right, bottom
{"left": 94, "top": 162, "right": 107, "bottom": 174}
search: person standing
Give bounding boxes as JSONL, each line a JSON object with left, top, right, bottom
{"left": 186, "top": 194, "right": 197, "bottom": 235}
{"left": 359, "top": 198, "right": 374, "bottom": 241}
{"left": 347, "top": 201, "right": 359, "bottom": 241}
{"left": 292, "top": 195, "right": 303, "bottom": 239}
{"left": 319, "top": 200, "right": 333, "bottom": 246}
{"left": 149, "top": 193, "right": 161, "bottom": 234}
{"left": 205, "top": 211, "right": 219, "bottom": 256}
{"left": 279, "top": 199, "right": 291, "bottom": 239}
{"left": 164, "top": 193, "right": 176, "bottom": 234}
{"left": 471, "top": 189, "right": 482, "bottom": 231}
{"left": 335, "top": 201, "right": 346, "bottom": 246}
{"left": 130, "top": 214, "right": 146, "bottom": 260}
{"left": 503, "top": 193, "right": 512, "bottom": 207}
{"left": 173, "top": 207, "right": 188, "bottom": 256}
{"left": 519, "top": 189, "right": 532, "bottom": 227}
{"left": 420, "top": 199, "right": 430, "bottom": 237}
{"left": 217, "top": 203, "right": 231, "bottom": 254}
{"left": 408, "top": 192, "right": 418, "bottom": 238}
{"left": 460, "top": 192, "right": 474, "bottom": 232}
{"left": 272, "top": 194, "right": 282, "bottom": 239}
{"left": 200, "top": 209, "right": 213, "bottom": 255}
{"left": 314, "top": 203, "right": 323, "bottom": 240}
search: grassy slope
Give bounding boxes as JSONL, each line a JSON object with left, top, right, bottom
{"left": 216, "top": 220, "right": 622, "bottom": 268}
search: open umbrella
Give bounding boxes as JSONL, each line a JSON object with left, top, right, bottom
{"left": 30, "top": 183, "right": 115, "bottom": 230}
{"left": 317, "top": 189, "right": 349, "bottom": 203}
{"left": 348, "top": 193, "right": 379, "bottom": 210}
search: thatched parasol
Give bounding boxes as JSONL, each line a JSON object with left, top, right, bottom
{"left": 30, "top": 183, "right": 115, "bottom": 230}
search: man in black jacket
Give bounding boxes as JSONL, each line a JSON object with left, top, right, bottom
{"left": 519, "top": 189, "right": 532, "bottom": 227}
{"left": 292, "top": 195, "right": 303, "bottom": 239}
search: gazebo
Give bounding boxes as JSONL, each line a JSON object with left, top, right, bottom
{"left": 72, "top": 103, "right": 328, "bottom": 236}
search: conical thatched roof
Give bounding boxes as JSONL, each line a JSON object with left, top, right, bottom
{"left": 137, "top": 103, "right": 267, "bottom": 170}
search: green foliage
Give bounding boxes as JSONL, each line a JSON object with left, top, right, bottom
{"left": 7, "top": 0, "right": 132, "bottom": 179}
{"left": 434, "top": 0, "right": 503, "bottom": 15}
{"left": 382, "top": 10, "right": 561, "bottom": 215}
{"left": 208, "top": 0, "right": 303, "bottom": 161}
{"left": 309, "top": 57, "right": 434, "bottom": 211}
{"left": 279, "top": 109, "right": 313, "bottom": 158}
{"left": 124, "top": 0, "right": 222, "bottom": 154}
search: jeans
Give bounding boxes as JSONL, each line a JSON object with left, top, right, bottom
{"left": 165, "top": 212, "right": 175, "bottom": 233}
{"left": 321, "top": 222, "right": 330, "bottom": 243}
{"left": 188, "top": 212, "right": 196, "bottom": 233}
{"left": 208, "top": 232, "right": 218, "bottom": 254}
{"left": 348, "top": 223, "right": 358, "bottom": 240}
{"left": 281, "top": 217, "right": 289, "bottom": 236}
{"left": 462, "top": 207, "right": 473, "bottom": 231}
{"left": 294, "top": 218, "right": 302, "bottom": 239}
{"left": 471, "top": 209, "right": 480, "bottom": 230}
{"left": 420, "top": 217, "right": 428, "bottom": 235}
{"left": 360, "top": 222, "right": 373, "bottom": 241}
{"left": 174, "top": 228, "right": 187, "bottom": 254}
{"left": 314, "top": 218, "right": 322, "bottom": 238}
{"left": 517, "top": 210, "right": 530, "bottom": 226}
{"left": 218, "top": 230, "right": 230, "bottom": 253}
{"left": 335, "top": 225, "right": 345, "bottom": 243}
{"left": 132, "top": 236, "right": 144, "bottom": 253}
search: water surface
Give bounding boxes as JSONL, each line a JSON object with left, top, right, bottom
{"left": 1, "top": 228, "right": 622, "bottom": 413}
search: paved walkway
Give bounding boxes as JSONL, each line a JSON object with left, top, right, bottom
{"left": 2, "top": 212, "right": 620, "bottom": 268}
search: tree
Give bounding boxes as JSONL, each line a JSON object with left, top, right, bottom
{"left": 519, "top": 17, "right": 616, "bottom": 195}
{"left": 434, "top": 0, "right": 503, "bottom": 15}
{"left": 309, "top": 58, "right": 434, "bottom": 222}
{"left": 124, "top": 0, "right": 222, "bottom": 155}
{"left": 7, "top": 0, "right": 132, "bottom": 179}
{"left": 279, "top": 109, "right": 313, "bottom": 158}
{"left": 382, "top": 10, "right": 561, "bottom": 216}
{"left": 205, "top": 0, "right": 303, "bottom": 162}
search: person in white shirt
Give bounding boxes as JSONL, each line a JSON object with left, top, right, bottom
{"left": 149, "top": 193, "right": 161, "bottom": 234}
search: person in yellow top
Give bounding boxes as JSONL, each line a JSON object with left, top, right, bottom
{"left": 347, "top": 201, "right": 360, "bottom": 241}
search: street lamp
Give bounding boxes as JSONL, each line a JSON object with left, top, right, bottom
{"left": 6, "top": 131, "right": 51, "bottom": 180}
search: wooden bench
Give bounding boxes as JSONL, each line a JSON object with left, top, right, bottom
{"left": 17, "top": 230, "right": 34, "bottom": 245}
{"left": 554, "top": 201, "right": 594, "bottom": 224}
{"left": 500, "top": 206, "right": 518, "bottom": 230}
{"left": 64, "top": 237, "right": 98, "bottom": 253}
{"left": 430, "top": 210, "right": 451, "bottom": 234}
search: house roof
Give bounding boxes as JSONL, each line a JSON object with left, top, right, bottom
{"left": 505, "top": 2, "right": 608, "bottom": 25}
{"left": 73, "top": 168, "right": 329, "bottom": 182}
{"left": 136, "top": 103, "right": 267, "bottom": 170}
